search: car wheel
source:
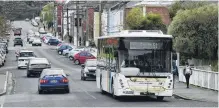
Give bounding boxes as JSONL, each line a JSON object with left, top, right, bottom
{"left": 38, "top": 89, "right": 43, "bottom": 94}
{"left": 69, "top": 56, "right": 74, "bottom": 61}
{"left": 39, "top": 44, "right": 42, "bottom": 46}
{"left": 2, "top": 63, "right": 4, "bottom": 66}
{"left": 157, "top": 96, "right": 164, "bottom": 101}
{"left": 14, "top": 45, "right": 15, "bottom": 47}
{"left": 17, "top": 67, "right": 20, "bottom": 69}
{"left": 65, "top": 88, "right": 70, "bottom": 93}
{"left": 32, "top": 44, "right": 34, "bottom": 46}
{"left": 74, "top": 60, "right": 80, "bottom": 65}
{"left": 21, "top": 45, "right": 23, "bottom": 47}
{"left": 58, "top": 51, "right": 62, "bottom": 55}
{"left": 27, "top": 72, "right": 31, "bottom": 77}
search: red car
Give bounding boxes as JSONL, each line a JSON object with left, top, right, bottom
{"left": 73, "top": 51, "right": 96, "bottom": 65}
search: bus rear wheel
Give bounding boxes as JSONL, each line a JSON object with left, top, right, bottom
{"left": 100, "top": 75, "right": 106, "bottom": 94}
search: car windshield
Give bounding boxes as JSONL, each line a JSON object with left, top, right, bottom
{"left": 20, "top": 52, "right": 34, "bottom": 57}
{"left": 50, "top": 39, "right": 58, "bottom": 42}
{"left": 86, "top": 60, "right": 97, "bottom": 67}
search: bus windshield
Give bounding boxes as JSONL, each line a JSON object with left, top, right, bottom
{"left": 119, "top": 38, "right": 171, "bottom": 73}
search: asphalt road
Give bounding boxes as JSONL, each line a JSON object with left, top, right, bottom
{"left": 0, "top": 21, "right": 217, "bottom": 107}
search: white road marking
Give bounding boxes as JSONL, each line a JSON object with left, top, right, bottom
{"left": 65, "top": 70, "right": 97, "bottom": 99}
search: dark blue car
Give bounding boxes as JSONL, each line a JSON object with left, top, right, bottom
{"left": 57, "top": 44, "right": 73, "bottom": 55}
{"left": 38, "top": 68, "right": 69, "bottom": 94}
{"left": 48, "top": 38, "right": 60, "bottom": 46}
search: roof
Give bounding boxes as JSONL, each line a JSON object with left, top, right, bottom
{"left": 29, "top": 58, "right": 49, "bottom": 64}
{"left": 98, "top": 30, "right": 172, "bottom": 39}
{"left": 18, "top": 57, "right": 35, "bottom": 60}
{"left": 42, "top": 68, "right": 66, "bottom": 77}
{"left": 20, "top": 50, "right": 33, "bottom": 53}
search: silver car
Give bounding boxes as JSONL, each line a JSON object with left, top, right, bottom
{"left": 26, "top": 58, "right": 51, "bottom": 77}
{"left": 81, "top": 59, "right": 97, "bottom": 80}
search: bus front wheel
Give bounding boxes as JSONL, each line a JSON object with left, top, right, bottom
{"left": 111, "top": 81, "right": 119, "bottom": 99}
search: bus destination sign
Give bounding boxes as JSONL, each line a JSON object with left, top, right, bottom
{"left": 130, "top": 41, "right": 163, "bottom": 49}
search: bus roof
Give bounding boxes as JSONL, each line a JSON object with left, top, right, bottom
{"left": 98, "top": 30, "right": 172, "bottom": 39}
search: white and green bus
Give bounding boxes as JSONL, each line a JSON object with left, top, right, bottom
{"left": 96, "top": 30, "right": 173, "bottom": 100}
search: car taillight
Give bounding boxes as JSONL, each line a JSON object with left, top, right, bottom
{"left": 40, "top": 79, "right": 48, "bottom": 84}
{"left": 62, "top": 78, "right": 69, "bottom": 83}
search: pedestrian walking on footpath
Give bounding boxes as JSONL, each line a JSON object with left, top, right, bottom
{"left": 172, "top": 62, "right": 178, "bottom": 88}
{"left": 183, "top": 63, "right": 192, "bottom": 88}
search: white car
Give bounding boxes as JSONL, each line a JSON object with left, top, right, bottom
{"left": 81, "top": 59, "right": 97, "bottom": 80}
{"left": 25, "top": 18, "right": 30, "bottom": 21}
{"left": 68, "top": 48, "right": 85, "bottom": 60}
{"left": 35, "top": 32, "right": 40, "bottom": 37}
{"left": 62, "top": 46, "right": 76, "bottom": 56}
{"left": 26, "top": 58, "right": 51, "bottom": 77}
{"left": 39, "top": 28, "right": 46, "bottom": 34}
{"left": 17, "top": 57, "right": 35, "bottom": 69}
{"left": 32, "top": 38, "right": 42, "bottom": 46}
{"left": 0, "top": 55, "right": 4, "bottom": 67}
{"left": 0, "top": 50, "right": 6, "bottom": 63}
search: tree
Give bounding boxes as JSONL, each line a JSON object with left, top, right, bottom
{"left": 126, "top": 7, "right": 167, "bottom": 33}
{"left": 168, "top": 1, "right": 212, "bottom": 20}
{"left": 168, "top": 4, "right": 218, "bottom": 70}
{"left": 40, "top": 2, "right": 54, "bottom": 28}
{"left": 125, "top": 7, "right": 144, "bottom": 29}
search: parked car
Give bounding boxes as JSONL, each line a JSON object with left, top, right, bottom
{"left": 32, "top": 38, "right": 42, "bottom": 46}
{"left": 13, "top": 37, "right": 23, "bottom": 47}
{"left": 38, "top": 68, "right": 70, "bottom": 94}
{"left": 47, "top": 38, "right": 60, "bottom": 46}
{"left": 0, "top": 50, "right": 6, "bottom": 64}
{"left": 0, "top": 55, "right": 4, "bottom": 67}
{"left": 38, "top": 28, "right": 46, "bottom": 34}
{"left": 25, "top": 18, "right": 30, "bottom": 21}
{"left": 57, "top": 44, "right": 73, "bottom": 55}
{"left": 73, "top": 51, "right": 96, "bottom": 65}
{"left": 56, "top": 43, "right": 63, "bottom": 50}
{"left": 81, "top": 59, "right": 97, "bottom": 80}
{"left": 0, "top": 42, "right": 8, "bottom": 53}
{"left": 68, "top": 47, "right": 85, "bottom": 60}
{"left": 26, "top": 58, "right": 51, "bottom": 77}
{"left": 43, "top": 36, "right": 53, "bottom": 44}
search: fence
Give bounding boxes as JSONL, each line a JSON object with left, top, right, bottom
{"left": 178, "top": 66, "right": 218, "bottom": 91}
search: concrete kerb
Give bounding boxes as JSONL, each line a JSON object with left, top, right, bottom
{"left": 173, "top": 93, "right": 217, "bottom": 103}
{"left": 0, "top": 71, "right": 9, "bottom": 96}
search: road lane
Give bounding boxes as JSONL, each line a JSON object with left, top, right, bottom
{"left": 0, "top": 21, "right": 217, "bottom": 107}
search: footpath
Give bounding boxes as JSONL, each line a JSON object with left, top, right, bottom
{"left": 173, "top": 78, "right": 218, "bottom": 103}
{"left": 0, "top": 72, "right": 8, "bottom": 96}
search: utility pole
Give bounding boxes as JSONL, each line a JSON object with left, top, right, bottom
{"left": 99, "top": 1, "right": 103, "bottom": 37}
{"left": 107, "top": 8, "right": 110, "bottom": 35}
{"left": 71, "top": 13, "right": 74, "bottom": 45}
{"left": 76, "top": 1, "right": 79, "bottom": 47}
{"left": 85, "top": 8, "right": 89, "bottom": 46}
{"left": 61, "top": 3, "right": 64, "bottom": 41}
{"left": 67, "top": 5, "right": 69, "bottom": 38}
